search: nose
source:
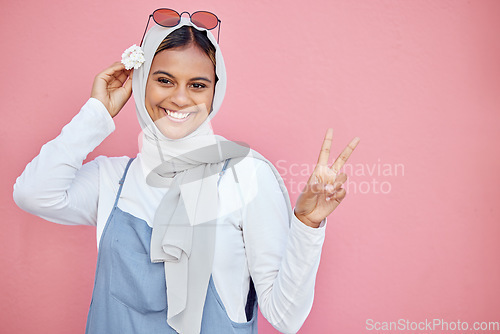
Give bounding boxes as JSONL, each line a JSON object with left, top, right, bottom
{"left": 170, "top": 86, "right": 190, "bottom": 109}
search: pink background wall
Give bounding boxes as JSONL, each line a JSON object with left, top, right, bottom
{"left": 2, "top": 0, "right": 500, "bottom": 333}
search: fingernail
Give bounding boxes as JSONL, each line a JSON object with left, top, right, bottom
{"left": 325, "top": 184, "right": 334, "bottom": 192}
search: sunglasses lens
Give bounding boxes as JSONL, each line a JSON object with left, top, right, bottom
{"left": 153, "top": 9, "right": 180, "bottom": 27}
{"left": 191, "top": 11, "right": 219, "bottom": 30}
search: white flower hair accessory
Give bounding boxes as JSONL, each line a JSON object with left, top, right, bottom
{"left": 121, "top": 44, "right": 145, "bottom": 70}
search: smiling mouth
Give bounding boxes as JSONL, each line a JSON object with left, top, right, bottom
{"left": 160, "top": 108, "right": 194, "bottom": 122}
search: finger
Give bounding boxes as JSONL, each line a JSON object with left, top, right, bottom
{"left": 108, "top": 70, "right": 130, "bottom": 88}
{"left": 326, "top": 188, "right": 346, "bottom": 205}
{"left": 102, "top": 61, "right": 126, "bottom": 74}
{"left": 324, "top": 175, "right": 347, "bottom": 196}
{"left": 335, "top": 172, "right": 348, "bottom": 184}
{"left": 332, "top": 173, "right": 347, "bottom": 192}
{"left": 308, "top": 176, "right": 341, "bottom": 197}
{"left": 122, "top": 75, "right": 133, "bottom": 96}
{"left": 333, "top": 188, "right": 346, "bottom": 201}
{"left": 114, "top": 69, "right": 129, "bottom": 82}
{"left": 330, "top": 137, "right": 360, "bottom": 173}
{"left": 306, "top": 181, "right": 324, "bottom": 196}
{"left": 317, "top": 128, "right": 333, "bottom": 166}
{"left": 99, "top": 62, "right": 128, "bottom": 82}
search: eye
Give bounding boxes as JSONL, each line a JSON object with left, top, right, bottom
{"left": 157, "top": 77, "right": 173, "bottom": 85}
{"left": 190, "top": 83, "right": 207, "bottom": 89}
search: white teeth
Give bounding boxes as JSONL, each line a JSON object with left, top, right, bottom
{"left": 165, "top": 109, "right": 189, "bottom": 119}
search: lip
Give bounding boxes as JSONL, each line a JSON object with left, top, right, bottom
{"left": 161, "top": 108, "right": 193, "bottom": 123}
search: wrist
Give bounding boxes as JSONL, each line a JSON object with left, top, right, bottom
{"left": 294, "top": 210, "right": 321, "bottom": 228}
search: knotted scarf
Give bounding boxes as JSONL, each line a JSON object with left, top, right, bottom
{"left": 132, "top": 18, "right": 292, "bottom": 334}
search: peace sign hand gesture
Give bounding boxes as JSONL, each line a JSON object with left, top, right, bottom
{"left": 294, "top": 129, "right": 360, "bottom": 228}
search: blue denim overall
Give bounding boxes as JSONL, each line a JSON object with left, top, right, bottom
{"left": 85, "top": 159, "right": 258, "bottom": 334}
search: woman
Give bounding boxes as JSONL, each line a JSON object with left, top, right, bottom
{"left": 13, "top": 9, "right": 359, "bottom": 334}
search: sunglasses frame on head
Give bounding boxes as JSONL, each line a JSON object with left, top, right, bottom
{"left": 140, "top": 8, "right": 221, "bottom": 46}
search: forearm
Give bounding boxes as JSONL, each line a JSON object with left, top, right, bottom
{"left": 255, "top": 215, "right": 325, "bottom": 334}
{"left": 242, "top": 160, "right": 326, "bottom": 333}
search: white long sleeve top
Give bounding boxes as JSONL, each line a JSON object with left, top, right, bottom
{"left": 13, "top": 98, "right": 326, "bottom": 334}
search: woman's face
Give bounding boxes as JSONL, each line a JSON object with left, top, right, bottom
{"left": 145, "top": 43, "right": 216, "bottom": 139}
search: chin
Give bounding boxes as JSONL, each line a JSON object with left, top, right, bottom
{"left": 153, "top": 119, "right": 189, "bottom": 140}
{"left": 158, "top": 127, "right": 189, "bottom": 140}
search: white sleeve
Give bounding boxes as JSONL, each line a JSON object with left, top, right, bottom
{"left": 13, "top": 98, "right": 115, "bottom": 226}
{"left": 241, "top": 160, "right": 326, "bottom": 334}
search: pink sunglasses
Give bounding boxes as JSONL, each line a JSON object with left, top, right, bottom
{"left": 140, "top": 8, "right": 221, "bottom": 46}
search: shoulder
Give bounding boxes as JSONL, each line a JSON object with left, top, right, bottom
{"left": 86, "top": 156, "right": 137, "bottom": 210}
{"left": 92, "top": 155, "right": 133, "bottom": 183}
{"left": 225, "top": 153, "right": 286, "bottom": 203}
{"left": 229, "top": 147, "right": 276, "bottom": 173}
{"left": 93, "top": 155, "right": 131, "bottom": 171}
{"left": 228, "top": 154, "right": 276, "bottom": 181}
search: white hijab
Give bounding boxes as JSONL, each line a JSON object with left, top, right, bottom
{"left": 132, "top": 18, "right": 292, "bottom": 334}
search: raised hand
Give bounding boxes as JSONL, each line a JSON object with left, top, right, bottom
{"left": 91, "top": 62, "right": 133, "bottom": 118}
{"left": 294, "top": 129, "right": 360, "bottom": 228}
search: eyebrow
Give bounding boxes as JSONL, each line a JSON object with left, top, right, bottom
{"left": 152, "top": 70, "right": 212, "bottom": 83}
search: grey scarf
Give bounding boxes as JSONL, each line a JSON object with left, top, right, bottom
{"left": 133, "top": 19, "right": 292, "bottom": 334}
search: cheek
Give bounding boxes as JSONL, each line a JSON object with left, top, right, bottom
{"left": 145, "top": 83, "right": 157, "bottom": 105}
{"left": 144, "top": 82, "right": 153, "bottom": 107}
{"left": 145, "top": 88, "right": 166, "bottom": 116}
{"left": 202, "top": 90, "right": 215, "bottom": 114}
{"left": 144, "top": 84, "right": 162, "bottom": 121}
